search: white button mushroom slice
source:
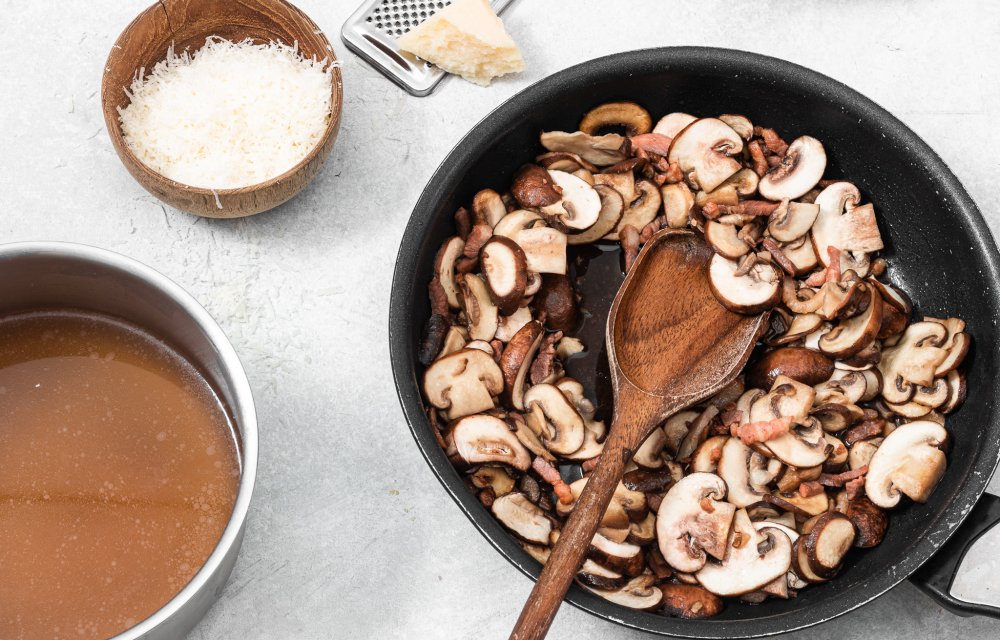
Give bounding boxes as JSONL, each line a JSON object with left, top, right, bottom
{"left": 464, "top": 340, "right": 494, "bottom": 355}
{"left": 491, "top": 492, "right": 552, "bottom": 544}
{"left": 940, "top": 370, "right": 967, "bottom": 414}
{"left": 719, "top": 437, "right": 773, "bottom": 507}
{"left": 865, "top": 420, "right": 948, "bottom": 508}
{"left": 579, "top": 101, "right": 652, "bottom": 136}
{"left": 705, "top": 221, "right": 750, "bottom": 259}
{"left": 581, "top": 574, "right": 663, "bottom": 611}
{"left": 473, "top": 188, "right": 508, "bottom": 228}
{"left": 708, "top": 254, "right": 781, "bottom": 315}
{"left": 695, "top": 509, "right": 793, "bottom": 596}
{"left": 758, "top": 136, "right": 826, "bottom": 201}
{"left": 750, "top": 375, "right": 817, "bottom": 425}
{"left": 812, "top": 181, "right": 884, "bottom": 274}
{"left": 434, "top": 236, "right": 466, "bottom": 308}
{"left": 471, "top": 465, "right": 516, "bottom": 497}
{"left": 567, "top": 184, "right": 624, "bottom": 245}
{"left": 604, "top": 180, "right": 662, "bottom": 241}
{"left": 761, "top": 418, "right": 828, "bottom": 468}
{"left": 536, "top": 151, "right": 599, "bottom": 174}
{"left": 459, "top": 273, "right": 499, "bottom": 341}
{"left": 587, "top": 532, "right": 645, "bottom": 576}
{"left": 655, "top": 472, "right": 737, "bottom": 573}
{"left": 770, "top": 313, "right": 823, "bottom": 346}
{"left": 690, "top": 435, "right": 728, "bottom": 473}
{"left": 818, "top": 285, "right": 883, "bottom": 359}
{"left": 449, "top": 414, "right": 531, "bottom": 471}
{"left": 494, "top": 209, "right": 542, "bottom": 238}
{"left": 626, "top": 512, "right": 657, "bottom": 546}
{"left": 498, "top": 321, "right": 544, "bottom": 409}
{"left": 436, "top": 325, "right": 468, "bottom": 358}
{"left": 540, "top": 170, "right": 603, "bottom": 230}
{"left": 768, "top": 200, "right": 820, "bottom": 243}
{"left": 934, "top": 331, "right": 971, "bottom": 377}
{"left": 539, "top": 130, "right": 626, "bottom": 166}
{"left": 696, "top": 184, "right": 740, "bottom": 208}
{"left": 718, "top": 114, "right": 754, "bottom": 140}
{"left": 752, "top": 520, "right": 807, "bottom": 591}
{"left": 423, "top": 348, "right": 503, "bottom": 420}
{"left": 593, "top": 171, "right": 637, "bottom": 204}
{"left": 878, "top": 321, "right": 950, "bottom": 404}
{"left": 514, "top": 226, "right": 567, "bottom": 275}
{"left": 479, "top": 237, "right": 528, "bottom": 316}
{"left": 661, "top": 181, "right": 695, "bottom": 229}
{"left": 911, "top": 377, "right": 950, "bottom": 409}
{"left": 667, "top": 118, "right": 744, "bottom": 193}
{"left": 523, "top": 383, "right": 586, "bottom": 455}
{"left": 653, "top": 112, "right": 697, "bottom": 138}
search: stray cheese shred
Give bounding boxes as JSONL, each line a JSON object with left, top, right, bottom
{"left": 118, "top": 37, "right": 334, "bottom": 190}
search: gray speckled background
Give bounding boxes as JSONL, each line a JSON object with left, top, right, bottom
{"left": 1, "top": 0, "right": 999, "bottom": 638}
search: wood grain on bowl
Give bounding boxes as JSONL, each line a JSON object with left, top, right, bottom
{"left": 101, "top": 0, "right": 343, "bottom": 218}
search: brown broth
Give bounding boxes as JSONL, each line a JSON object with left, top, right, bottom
{"left": 0, "top": 310, "right": 240, "bottom": 640}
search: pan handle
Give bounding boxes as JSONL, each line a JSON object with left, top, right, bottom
{"left": 910, "top": 492, "right": 1000, "bottom": 618}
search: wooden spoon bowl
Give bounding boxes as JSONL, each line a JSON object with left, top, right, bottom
{"left": 101, "top": 0, "right": 343, "bottom": 218}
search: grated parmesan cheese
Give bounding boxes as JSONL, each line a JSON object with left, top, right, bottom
{"left": 118, "top": 37, "right": 335, "bottom": 190}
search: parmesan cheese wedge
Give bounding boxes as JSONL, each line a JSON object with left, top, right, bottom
{"left": 397, "top": 0, "right": 524, "bottom": 86}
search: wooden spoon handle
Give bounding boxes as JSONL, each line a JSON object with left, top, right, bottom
{"left": 509, "top": 423, "right": 638, "bottom": 640}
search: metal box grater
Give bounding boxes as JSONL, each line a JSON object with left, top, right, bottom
{"left": 341, "top": 0, "right": 516, "bottom": 96}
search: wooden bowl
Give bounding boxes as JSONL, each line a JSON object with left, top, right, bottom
{"left": 101, "top": 0, "right": 343, "bottom": 218}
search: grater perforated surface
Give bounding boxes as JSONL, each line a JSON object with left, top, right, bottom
{"left": 342, "top": 0, "right": 514, "bottom": 96}
{"left": 366, "top": 1, "right": 451, "bottom": 38}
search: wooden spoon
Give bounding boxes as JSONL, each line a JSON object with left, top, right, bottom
{"left": 510, "top": 229, "right": 769, "bottom": 639}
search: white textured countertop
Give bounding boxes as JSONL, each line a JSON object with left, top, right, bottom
{"left": 2, "top": 1, "right": 999, "bottom": 638}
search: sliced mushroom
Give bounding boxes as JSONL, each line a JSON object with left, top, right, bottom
{"left": 437, "top": 325, "right": 469, "bottom": 358}
{"left": 708, "top": 254, "right": 781, "bottom": 314}
{"left": 769, "top": 313, "right": 824, "bottom": 346}
{"left": 499, "top": 321, "right": 544, "bottom": 409}
{"left": 768, "top": 200, "right": 820, "bottom": 242}
{"left": 523, "top": 383, "right": 586, "bottom": 455}
{"left": 718, "top": 436, "right": 770, "bottom": 507}
{"left": 747, "top": 347, "right": 835, "bottom": 389}
{"left": 654, "top": 112, "right": 697, "bottom": 138}
{"left": 459, "top": 273, "right": 499, "bottom": 341}
{"left": 583, "top": 574, "right": 663, "bottom": 610}
{"left": 690, "top": 435, "right": 728, "bottom": 473}
{"left": 667, "top": 118, "right": 744, "bottom": 192}
{"left": 579, "top": 101, "right": 652, "bottom": 136}
{"left": 660, "top": 583, "right": 724, "bottom": 619}
{"left": 802, "top": 511, "right": 856, "bottom": 578}
{"left": 536, "top": 151, "right": 598, "bottom": 174}
{"left": 865, "top": 420, "right": 947, "bottom": 508}
{"left": 540, "top": 130, "right": 626, "bottom": 166}
{"left": 676, "top": 405, "right": 720, "bottom": 461}
{"left": 605, "top": 180, "right": 662, "bottom": 240}
{"left": 627, "top": 512, "right": 657, "bottom": 546}
{"left": 775, "top": 488, "right": 830, "bottom": 516}
{"left": 511, "top": 164, "right": 562, "bottom": 209}
{"left": 491, "top": 492, "right": 552, "bottom": 543}
{"left": 812, "top": 182, "right": 883, "bottom": 274}
{"left": 634, "top": 426, "right": 668, "bottom": 470}
{"left": 449, "top": 414, "right": 531, "bottom": 471}
{"left": 471, "top": 465, "right": 516, "bottom": 497}
{"left": 424, "top": 348, "right": 503, "bottom": 420}
{"left": 656, "top": 473, "right": 736, "bottom": 573}
{"left": 663, "top": 410, "right": 700, "bottom": 455}
{"left": 845, "top": 496, "right": 888, "bottom": 548}
{"left": 718, "top": 114, "right": 754, "bottom": 140}
{"left": 818, "top": 284, "right": 883, "bottom": 359}
{"left": 695, "top": 509, "right": 793, "bottom": 596}
{"left": 540, "top": 170, "right": 603, "bottom": 230}
{"left": 705, "top": 221, "right": 750, "bottom": 259}
{"left": 435, "top": 236, "right": 466, "bottom": 308}
{"left": 878, "top": 321, "right": 949, "bottom": 403}
{"left": 514, "top": 226, "right": 568, "bottom": 275}
{"left": 557, "top": 479, "right": 641, "bottom": 530}
{"left": 849, "top": 437, "right": 882, "bottom": 471}
{"left": 782, "top": 234, "right": 819, "bottom": 275}
{"left": 696, "top": 184, "right": 740, "bottom": 208}
{"left": 577, "top": 559, "right": 626, "bottom": 590}
{"left": 480, "top": 237, "right": 528, "bottom": 315}
{"left": 661, "top": 182, "right": 695, "bottom": 229}
{"left": 567, "top": 184, "right": 625, "bottom": 245}
{"left": 941, "top": 370, "right": 967, "bottom": 414}
{"left": 473, "top": 188, "right": 508, "bottom": 228}
{"left": 532, "top": 274, "right": 580, "bottom": 333}
{"left": 594, "top": 167, "right": 637, "bottom": 199}
{"left": 495, "top": 306, "right": 532, "bottom": 343}
{"left": 588, "top": 532, "right": 645, "bottom": 576}
{"left": 775, "top": 464, "right": 823, "bottom": 493}
{"left": 758, "top": 136, "right": 826, "bottom": 201}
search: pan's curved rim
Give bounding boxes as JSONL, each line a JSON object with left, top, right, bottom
{"left": 389, "top": 46, "right": 1000, "bottom": 637}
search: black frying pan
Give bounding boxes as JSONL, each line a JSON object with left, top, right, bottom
{"left": 389, "top": 48, "right": 1000, "bottom": 637}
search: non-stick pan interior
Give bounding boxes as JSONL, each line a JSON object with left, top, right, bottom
{"left": 390, "top": 47, "right": 1000, "bottom": 637}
